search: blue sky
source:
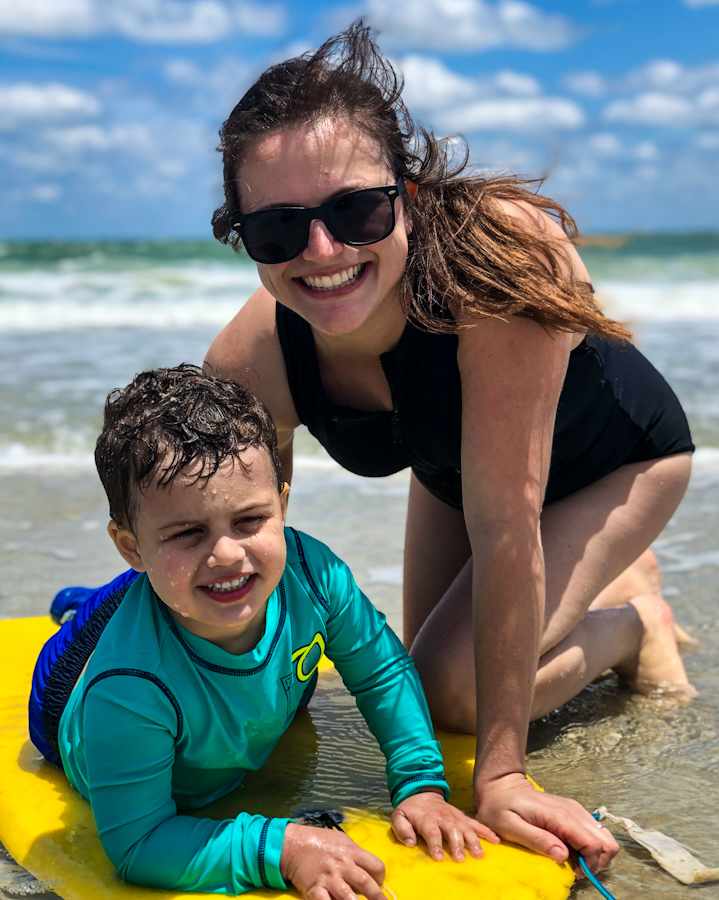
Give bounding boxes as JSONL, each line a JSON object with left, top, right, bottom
{"left": 1, "top": 0, "right": 718, "bottom": 238}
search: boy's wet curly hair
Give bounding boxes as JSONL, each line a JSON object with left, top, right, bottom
{"left": 95, "top": 364, "right": 284, "bottom": 532}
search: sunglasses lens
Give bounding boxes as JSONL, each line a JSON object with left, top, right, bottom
{"left": 242, "top": 208, "right": 306, "bottom": 263}
{"left": 327, "top": 190, "right": 394, "bottom": 244}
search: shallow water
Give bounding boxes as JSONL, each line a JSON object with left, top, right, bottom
{"left": 1, "top": 240, "right": 718, "bottom": 898}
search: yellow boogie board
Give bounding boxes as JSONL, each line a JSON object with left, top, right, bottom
{"left": 0, "top": 617, "right": 574, "bottom": 900}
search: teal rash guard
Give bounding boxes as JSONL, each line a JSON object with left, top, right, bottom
{"left": 58, "top": 528, "right": 449, "bottom": 894}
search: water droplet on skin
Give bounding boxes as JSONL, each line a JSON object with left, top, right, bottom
{"left": 180, "top": 611, "right": 190, "bottom": 618}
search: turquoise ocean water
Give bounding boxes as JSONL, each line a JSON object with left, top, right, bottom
{"left": 1, "top": 236, "right": 718, "bottom": 899}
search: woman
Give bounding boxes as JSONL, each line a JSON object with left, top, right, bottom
{"left": 206, "top": 24, "right": 695, "bottom": 873}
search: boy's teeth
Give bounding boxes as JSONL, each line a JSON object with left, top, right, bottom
{"left": 302, "top": 264, "right": 363, "bottom": 290}
{"left": 206, "top": 575, "right": 250, "bottom": 593}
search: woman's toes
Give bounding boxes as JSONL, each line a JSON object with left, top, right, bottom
{"left": 674, "top": 622, "right": 700, "bottom": 650}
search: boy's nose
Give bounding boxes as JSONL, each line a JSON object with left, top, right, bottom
{"left": 207, "top": 535, "right": 246, "bottom": 567}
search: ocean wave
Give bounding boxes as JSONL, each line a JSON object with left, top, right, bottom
{"left": 0, "top": 446, "right": 343, "bottom": 474}
{"left": 4, "top": 443, "right": 718, "bottom": 480}
{"left": 595, "top": 279, "right": 719, "bottom": 322}
{"left": 2, "top": 262, "right": 719, "bottom": 331}
{"left": 0, "top": 264, "right": 260, "bottom": 331}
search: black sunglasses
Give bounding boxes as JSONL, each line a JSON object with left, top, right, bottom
{"left": 231, "top": 179, "right": 406, "bottom": 265}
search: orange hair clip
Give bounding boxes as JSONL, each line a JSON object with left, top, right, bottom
{"left": 404, "top": 180, "right": 418, "bottom": 199}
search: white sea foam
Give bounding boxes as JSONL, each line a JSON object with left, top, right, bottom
{"left": 595, "top": 279, "right": 719, "bottom": 322}
{"left": 0, "top": 445, "right": 95, "bottom": 471}
{"left": 1, "top": 263, "right": 718, "bottom": 332}
{"left": 367, "top": 565, "right": 403, "bottom": 585}
{"left": 0, "top": 446, "right": 343, "bottom": 474}
{"left": 0, "top": 264, "right": 260, "bottom": 331}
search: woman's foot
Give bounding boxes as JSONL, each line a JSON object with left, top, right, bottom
{"left": 591, "top": 550, "right": 699, "bottom": 650}
{"left": 614, "top": 594, "right": 698, "bottom": 699}
{"left": 673, "top": 622, "right": 700, "bottom": 650}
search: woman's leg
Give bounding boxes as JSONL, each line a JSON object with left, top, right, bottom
{"left": 407, "top": 453, "right": 695, "bottom": 733}
{"left": 402, "top": 476, "right": 471, "bottom": 648}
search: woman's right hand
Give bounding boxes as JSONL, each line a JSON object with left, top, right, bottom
{"left": 280, "top": 822, "right": 387, "bottom": 900}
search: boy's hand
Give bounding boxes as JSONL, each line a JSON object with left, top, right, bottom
{"left": 391, "top": 788, "right": 500, "bottom": 862}
{"left": 280, "top": 822, "right": 387, "bottom": 900}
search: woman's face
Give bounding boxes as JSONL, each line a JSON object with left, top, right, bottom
{"left": 237, "top": 119, "right": 411, "bottom": 338}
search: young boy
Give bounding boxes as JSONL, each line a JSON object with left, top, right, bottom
{"left": 29, "top": 365, "right": 494, "bottom": 899}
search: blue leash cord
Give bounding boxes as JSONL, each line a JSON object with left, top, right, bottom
{"left": 578, "top": 854, "right": 618, "bottom": 900}
{"left": 576, "top": 812, "right": 619, "bottom": 900}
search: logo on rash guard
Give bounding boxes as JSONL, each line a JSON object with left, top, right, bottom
{"left": 292, "top": 632, "right": 326, "bottom": 681}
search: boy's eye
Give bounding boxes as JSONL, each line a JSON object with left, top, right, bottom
{"left": 236, "top": 516, "right": 266, "bottom": 529}
{"left": 172, "top": 527, "right": 202, "bottom": 539}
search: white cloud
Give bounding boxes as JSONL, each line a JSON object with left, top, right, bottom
{"left": 163, "top": 55, "right": 255, "bottom": 117}
{"left": 31, "top": 182, "right": 62, "bottom": 202}
{"left": 597, "top": 59, "right": 719, "bottom": 127}
{"left": 443, "top": 96, "right": 584, "bottom": 131}
{"left": 604, "top": 91, "right": 719, "bottom": 127}
{"left": 604, "top": 93, "right": 692, "bottom": 126}
{"left": 492, "top": 70, "right": 541, "bottom": 96}
{"left": 45, "top": 123, "right": 154, "bottom": 152}
{"left": 395, "top": 56, "right": 581, "bottom": 131}
{"left": 397, "top": 56, "right": 477, "bottom": 112}
{"left": 682, "top": 0, "right": 719, "bottom": 6}
{"left": 585, "top": 133, "right": 658, "bottom": 161}
{"left": 111, "top": 0, "right": 233, "bottom": 42}
{"left": 0, "top": 82, "right": 101, "bottom": 129}
{"left": 565, "top": 59, "right": 719, "bottom": 104}
{"left": 363, "top": 0, "right": 578, "bottom": 53}
{"left": 621, "top": 59, "right": 719, "bottom": 94}
{"left": 587, "top": 133, "right": 621, "bottom": 156}
{"left": 233, "top": 0, "right": 285, "bottom": 36}
{"left": 164, "top": 55, "right": 250, "bottom": 93}
{"left": 0, "top": 0, "right": 286, "bottom": 42}
{"left": 563, "top": 70, "right": 606, "bottom": 98}
{"left": 0, "top": 0, "right": 96, "bottom": 39}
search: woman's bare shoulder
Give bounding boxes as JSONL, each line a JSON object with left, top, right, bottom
{"left": 204, "top": 286, "right": 300, "bottom": 431}
{"left": 492, "top": 197, "right": 590, "bottom": 282}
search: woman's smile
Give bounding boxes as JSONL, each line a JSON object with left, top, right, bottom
{"left": 295, "top": 262, "right": 369, "bottom": 298}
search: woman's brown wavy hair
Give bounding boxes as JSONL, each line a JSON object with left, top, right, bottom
{"left": 212, "top": 23, "right": 629, "bottom": 340}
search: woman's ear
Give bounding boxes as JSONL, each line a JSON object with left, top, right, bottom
{"left": 107, "top": 521, "right": 146, "bottom": 572}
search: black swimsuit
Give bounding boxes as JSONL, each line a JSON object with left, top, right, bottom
{"left": 276, "top": 303, "right": 694, "bottom": 509}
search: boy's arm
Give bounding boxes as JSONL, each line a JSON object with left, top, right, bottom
{"left": 321, "top": 554, "right": 449, "bottom": 806}
{"left": 79, "top": 674, "right": 291, "bottom": 893}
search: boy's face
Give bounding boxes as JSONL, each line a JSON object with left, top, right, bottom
{"left": 109, "top": 447, "right": 288, "bottom": 655}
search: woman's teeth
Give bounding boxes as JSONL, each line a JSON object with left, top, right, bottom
{"left": 302, "top": 264, "right": 364, "bottom": 291}
{"left": 206, "top": 575, "right": 250, "bottom": 593}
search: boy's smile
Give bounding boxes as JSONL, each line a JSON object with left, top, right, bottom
{"left": 199, "top": 571, "right": 256, "bottom": 603}
{"left": 109, "top": 448, "right": 288, "bottom": 655}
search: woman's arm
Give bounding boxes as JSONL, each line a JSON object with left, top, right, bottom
{"left": 456, "top": 207, "right": 616, "bottom": 870}
{"left": 204, "top": 286, "right": 299, "bottom": 482}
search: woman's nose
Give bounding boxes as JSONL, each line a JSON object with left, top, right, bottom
{"left": 302, "top": 218, "right": 344, "bottom": 263}
{"left": 207, "top": 535, "right": 245, "bottom": 567}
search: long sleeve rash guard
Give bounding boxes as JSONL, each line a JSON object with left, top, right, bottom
{"left": 58, "top": 528, "right": 448, "bottom": 894}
